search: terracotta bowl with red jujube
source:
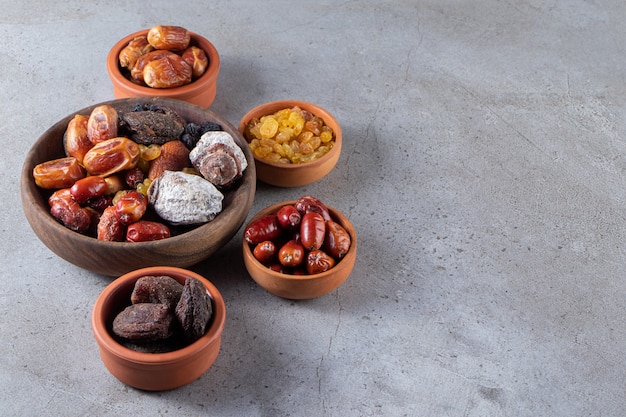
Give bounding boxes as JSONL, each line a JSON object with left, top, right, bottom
{"left": 242, "top": 200, "right": 357, "bottom": 299}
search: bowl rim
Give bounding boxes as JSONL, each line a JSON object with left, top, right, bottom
{"left": 91, "top": 266, "right": 226, "bottom": 365}
{"left": 106, "top": 28, "right": 220, "bottom": 95}
{"left": 242, "top": 199, "right": 357, "bottom": 282}
{"left": 237, "top": 99, "right": 342, "bottom": 169}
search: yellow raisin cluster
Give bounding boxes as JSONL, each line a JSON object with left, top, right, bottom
{"left": 244, "top": 106, "right": 334, "bottom": 164}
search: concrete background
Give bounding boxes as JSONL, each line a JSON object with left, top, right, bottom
{"left": 2, "top": 1, "right": 625, "bottom": 416}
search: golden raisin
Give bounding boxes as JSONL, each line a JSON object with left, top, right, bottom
{"left": 243, "top": 106, "right": 334, "bottom": 164}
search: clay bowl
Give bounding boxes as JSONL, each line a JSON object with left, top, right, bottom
{"left": 107, "top": 29, "right": 220, "bottom": 108}
{"left": 242, "top": 200, "right": 357, "bottom": 299}
{"left": 21, "top": 97, "right": 256, "bottom": 276}
{"left": 91, "top": 266, "right": 226, "bottom": 391}
{"left": 238, "top": 100, "right": 342, "bottom": 187}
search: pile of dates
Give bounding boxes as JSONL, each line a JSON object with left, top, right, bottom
{"left": 112, "top": 275, "right": 213, "bottom": 353}
{"left": 33, "top": 102, "right": 247, "bottom": 242}
{"left": 244, "top": 196, "right": 352, "bottom": 275}
{"left": 118, "top": 25, "right": 209, "bottom": 89}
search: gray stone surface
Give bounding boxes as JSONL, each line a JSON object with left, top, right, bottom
{"left": 2, "top": 1, "right": 626, "bottom": 416}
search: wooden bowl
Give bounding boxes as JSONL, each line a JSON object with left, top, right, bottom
{"left": 91, "top": 266, "right": 226, "bottom": 391}
{"left": 242, "top": 200, "right": 357, "bottom": 299}
{"left": 21, "top": 97, "right": 256, "bottom": 276}
{"left": 107, "top": 29, "right": 220, "bottom": 108}
{"left": 238, "top": 100, "right": 342, "bottom": 187}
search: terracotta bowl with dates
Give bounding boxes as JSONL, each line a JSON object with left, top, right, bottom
{"left": 107, "top": 28, "right": 220, "bottom": 108}
{"left": 238, "top": 100, "right": 342, "bottom": 187}
{"left": 242, "top": 200, "right": 357, "bottom": 299}
{"left": 91, "top": 266, "right": 226, "bottom": 391}
{"left": 21, "top": 97, "right": 256, "bottom": 276}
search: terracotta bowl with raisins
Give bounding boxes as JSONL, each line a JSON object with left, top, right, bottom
{"left": 21, "top": 97, "right": 256, "bottom": 276}
{"left": 238, "top": 100, "right": 342, "bottom": 187}
{"left": 91, "top": 266, "right": 226, "bottom": 391}
{"left": 242, "top": 197, "right": 357, "bottom": 299}
{"left": 107, "top": 26, "right": 220, "bottom": 108}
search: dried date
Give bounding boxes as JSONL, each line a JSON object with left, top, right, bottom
{"left": 87, "top": 105, "right": 119, "bottom": 144}
{"left": 143, "top": 53, "right": 192, "bottom": 88}
{"left": 33, "top": 157, "right": 86, "bottom": 189}
{"left": 147, "top": 25, "right": 191, "bottom": 51}
{"left": 181, "top": 46, "right": 208, "bottom": 79}
{"left": 63, "top": 114, "right": 93, "bottom": 163}
{"left": 119, "top": 35, "right": 154, "bottom": 69}
{"left": 82, "top": 137, "right": 140, "bottom": 176}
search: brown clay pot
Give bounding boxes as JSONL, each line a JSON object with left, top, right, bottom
{"left": 107, "top": 29, "right": 220, "bottom": 108}
{"left": 238, "top": 100, "right": 342, "bottom": 187}
{"left": 242, "top": 200, "right": 357, "bottom": 299}
{"left": 91, "top": 266, "right": 226, "bottom": 391}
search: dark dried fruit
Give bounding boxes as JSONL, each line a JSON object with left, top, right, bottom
{"left": 120, "top": 108, "right": 186, "bottom": 145}
{"left": 112, "top": 303, "right": 175, "bottom": 342}
{"left": 175, "top": 277, "right": 213, "bottom": 342}
{"left": 180, "top": 121, "right": 222, "bottom": 150}
{"left": 130, "top": 275, "right": 184, "bottom": 310}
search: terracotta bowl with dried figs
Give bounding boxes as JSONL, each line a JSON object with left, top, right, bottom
{"left": 21, "top": 97, "right": 256, "bottom": 276}
{"left": 91, "top": 266, "right": 226, "bottom": 391}
{"left": 107, "top": 26, "right": 220, "bottom": 108}
{"left": 238, "top": 100, "right": 342, "bottom": 187}
{"left": 242, "top": 198, "right": 357, "bottom": 299}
